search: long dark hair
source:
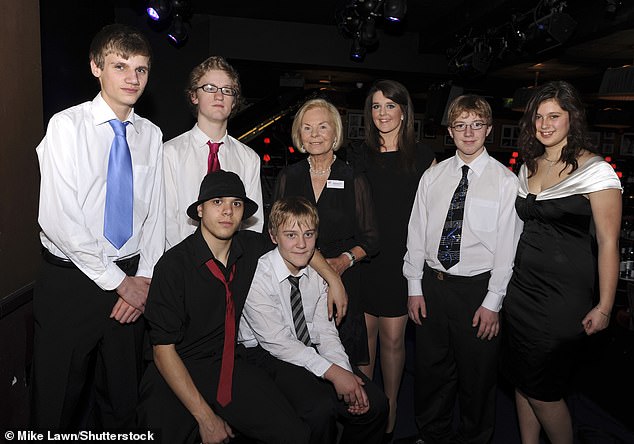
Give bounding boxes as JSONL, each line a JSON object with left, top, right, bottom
{"left": 519, "top": 80, "right": 595, "bottom": 177}
{"left": 363, "top": 80, "right": 416, "bottom": 171}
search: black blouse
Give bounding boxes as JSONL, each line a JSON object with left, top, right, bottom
{"left": 273, "top": 158, "right": 379, "bottom": 259}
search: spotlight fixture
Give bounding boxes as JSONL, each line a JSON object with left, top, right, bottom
{"left": 167, "top": 14, "right": 188, "bottom": 46}
{"left": 146, "top": 0, "right": 172, "bottom": 21}
{"left": 384, "top": 0, "right": 407, "bottom": 22}
{"left": 350, "top": 39, "right": 366, "bottom": 62}
{"left": 359, "top": 19, "right": 378, "bottom": 46}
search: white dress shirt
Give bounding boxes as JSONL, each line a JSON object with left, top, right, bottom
{"left": 403, "top": 149, "right": 523, "bottom": 312}
{"left": 37, "top": 93, "right": 166, "bottom": 291}
{"left": 238, "top": 248, "right": 352, "bottom": 377}
{"left": 164, "top": 124, "right": 263, "bottom": 248}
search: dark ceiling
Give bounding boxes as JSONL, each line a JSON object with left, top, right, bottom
{"left": 184, "top": 0, "right": 634, "bottom": 99}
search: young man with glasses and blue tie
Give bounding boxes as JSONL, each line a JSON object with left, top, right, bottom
{"left": 164, "top": 56, "right": 264, "bottom": 249}
{"left": 33, "top": 24, "right": 165, "bottom": 430}
{"left": 239, "top": 196, "right": 388, "bottom": 444}
{"left": 404, "top": 95, "right": 522, "bottom": 444}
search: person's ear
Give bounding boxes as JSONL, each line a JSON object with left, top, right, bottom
{"left": 269, "top": 229, "right": 279, "bottom": 245}
{"left": 90, "top": 60, "right": 101, "bottom": 79}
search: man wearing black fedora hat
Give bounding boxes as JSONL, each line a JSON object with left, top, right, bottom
{"left": 138, "top": 171, "right": 346, "bottom": 444}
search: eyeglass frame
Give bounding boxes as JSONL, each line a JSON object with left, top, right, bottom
{"left": 450, "top": 121, "right": 490, "bottom": 132}
{"left": 195, "top": 83, "right": 238, "bottom": 97}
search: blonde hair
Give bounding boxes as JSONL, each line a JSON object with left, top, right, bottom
{"left": 291, "top": 99, "right": 343, "bottom": 153}
{"left": 268, "top": 196, "right": 319, "bottom": 235}
{"left": 446, "top": 94, "right": 492, "bottom": 126}
{"left": 186, "top": 56, "right": 242, "bottom": 116}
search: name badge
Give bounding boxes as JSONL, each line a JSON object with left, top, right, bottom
{"left": 326, "top": 180, "right": 345, "bottom": 189}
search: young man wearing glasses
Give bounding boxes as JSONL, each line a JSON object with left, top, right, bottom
{"left": 404, "top": 95, "right": 522, "bottom": 444}
{"left": 164, "top": 56, "right": 264, "bottom": 249}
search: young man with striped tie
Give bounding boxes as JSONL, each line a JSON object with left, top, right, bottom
{"left": 239, "top": 196, "right": 388, "bottom": 444}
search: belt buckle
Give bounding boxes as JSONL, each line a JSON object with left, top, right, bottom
{"left": 436, "top": 270, "right": 444, "bottom": 281}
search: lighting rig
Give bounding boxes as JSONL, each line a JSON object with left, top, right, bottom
{"left": 336, "top": 0, "right": 408, "bottom": 62}
{"left": 146, "top": 0, "right": 193, "bottom": 47}
{"left": 447, "top": 0, "right": 576, "bottom": 77}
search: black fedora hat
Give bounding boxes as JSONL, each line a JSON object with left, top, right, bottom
{"left": 187, "top": 171, "right": 258, "bottom": 221}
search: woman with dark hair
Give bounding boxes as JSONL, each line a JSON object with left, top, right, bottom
{"left": 351, "top": 80, "right": 435, "bottom": 440}
{"left": 273, "top": 98, "right": 379, "bottom": 368}
{"left": 502, "top": 81, "right": 621, "bottom": 444}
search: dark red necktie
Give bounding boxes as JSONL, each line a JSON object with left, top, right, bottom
{"left": 207, "top": 141, "right": 223, "bottom": 173}
{"left": 205, "top": 259, "right": 236, "bottom": 407}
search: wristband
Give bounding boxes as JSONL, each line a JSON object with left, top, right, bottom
{"left": 342, "top": 250, "right": 356, "bottom": 267}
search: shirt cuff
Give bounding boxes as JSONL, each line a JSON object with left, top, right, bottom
{"left": 94, "top": 263, "right": 127, "bottom": 291}
{"left": 407, "top": 279, "right": 423, "bottom": 296}
{"left": 481, "top": 291, "right": 503, "bottom": 312}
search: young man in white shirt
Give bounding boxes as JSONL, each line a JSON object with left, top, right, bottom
{"left": 404, "top": 95, "right": 522, "bottom": 444}
{"left": 164, "top": 56, "right": 263, "bottom": 249}
{"left": 239, "top": 196, "right": 388, "bottom": 444}
{"left": 33, "top": 24, "right": 165, "bottom": 430}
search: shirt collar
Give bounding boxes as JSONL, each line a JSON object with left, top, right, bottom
{"left": 452, "top": 148, "right": 490, "bottom": 178}
{"left": 192, "top": 123, "right": 229, "bottom": 149}
{"left": 92, "top": 93, "right": 139, "bottom": 133}
{"left": 270, "top": 247, "right": 309, "bottom": 283}
{"left": 191, "top": 227, "right": 244, "bottom": 269}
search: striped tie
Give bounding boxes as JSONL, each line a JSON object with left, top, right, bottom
{"left": 288, "top": 275, "right": 311, "bottom": 346}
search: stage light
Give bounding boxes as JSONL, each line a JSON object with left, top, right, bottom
{"left": 167, "top": 14, "right": 188, "bottom": 46}
{"left": 147, "top": 0, "right": 171, "bottom": 21}
{"left": 384, "top": 0, "right": 407, "bottom": 22}
{"left": 359, "top": 19, "right": 378, "bottom": 46}
{"left": 350, "top": 39, "right": 366, "bottom": 62}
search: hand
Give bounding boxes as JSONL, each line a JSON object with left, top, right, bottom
{"left": 197, "top": 409, "right": 234, "bottom": 444}
{"left": 326, "top": 255, "right": 351, "bottom": 276}
{"left": 110, "top": 297, "right": 142, "bottom": 324}
{"left": 472, "top": 306, "right": 499, "bottom": 340}
{"left": 582, "top": 306, "right": 610, "bottom": 335}
{"left": 327, "top": 280, "right": 348, "bottom": 326}
{"left": 324, "top": 364, "right": 369, "bottom": 414}
{"left": 116, "top": 275, "right": 151, "bottom": 311}
{"left": 408, "top": 296, "right": 427, "bottom": 325}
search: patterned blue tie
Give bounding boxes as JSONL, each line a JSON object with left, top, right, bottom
{"left": 104, "top": 119, "right": 133, "bottom": 249}
{"left": 437, "top": 165, "right": 469, "bottom": 270}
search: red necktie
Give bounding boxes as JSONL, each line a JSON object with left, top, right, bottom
{"left": 205, "top": 258, "right": 236, "bottom": 407}
{"left": 207, "top": 141, "right": 223, "bottom": 173}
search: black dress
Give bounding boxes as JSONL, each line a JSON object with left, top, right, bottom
{"left": 501, "top": 157, "right": 621, "bottom": 401}
{"left": 351, "top": 142, "right": 435, "bottom": 317}
{"left": 273, "top": 157, "right": 379, "bottom": 365}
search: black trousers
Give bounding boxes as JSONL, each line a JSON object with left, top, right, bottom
{"left": 414, "top": 268, "right": 499, "bottom": 444}
{"left": 30, "top": 254, "right": 143, "bottom": 431}
{"left": 246, "top": 345, "right": 388, "bottom": 444}
{"left": 137, "top": 347, "right": 310, "bottom": 444}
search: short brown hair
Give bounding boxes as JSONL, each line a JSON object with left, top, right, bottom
{"left": 186, "top": 56, "right": 242, "bottom": 116}
{"left": 291, "top": 99, "right": 343, "bottom": 153}
{"left": 446, "top": 95, "right": 492, "bottom": 126}
{"left": 268, "top": 196, "right": 319, "bottom": 235}
{"left": 89, "top": 24, "right": 152, "bottom": 70}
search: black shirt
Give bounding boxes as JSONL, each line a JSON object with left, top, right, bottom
{"left": 144, "top": 228, "right": 269, "bottom": 362}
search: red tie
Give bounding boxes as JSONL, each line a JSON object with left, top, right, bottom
{"left": 207, "top": 141, "right": 223, "bottom": 173}
{"left": 205, "top": 258, "right": 236, "bottom": 407}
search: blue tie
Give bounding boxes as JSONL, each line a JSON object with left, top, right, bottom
{"left": 104, "top": 119, "right": 133, "bottom": 249}
{"left": 437, "top": 165, "right": 469, "bottom": 270}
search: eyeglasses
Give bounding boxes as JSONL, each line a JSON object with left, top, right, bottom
{"left": 195, "top": 83, "right": 237, "bottom": 96}
{"left": 450, "top": 121, "right": 489, "bottom": 131}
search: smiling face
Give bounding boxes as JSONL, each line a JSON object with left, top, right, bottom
{"left": 535, "top": 99, "right": 570, "bottom": 151}
{"left": 270, "top": 219, "right": 317, "bottom": 275}
{"left": 91, "top": 52, "right": 149, "bottom": 120}
{"left": 198, "top": 197, "right": 244, "bottom": 242}
{"left": 448, "top": 111, "right": 492, "bottom": 163}
{"left": 299, "top": 107, "right": 336, "bottom": 157}
{"left": 191, "top": 69, "right": 237, "bottom": 125}
{"left": 371, "top": 90, "right": 403, "bottom": 136}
